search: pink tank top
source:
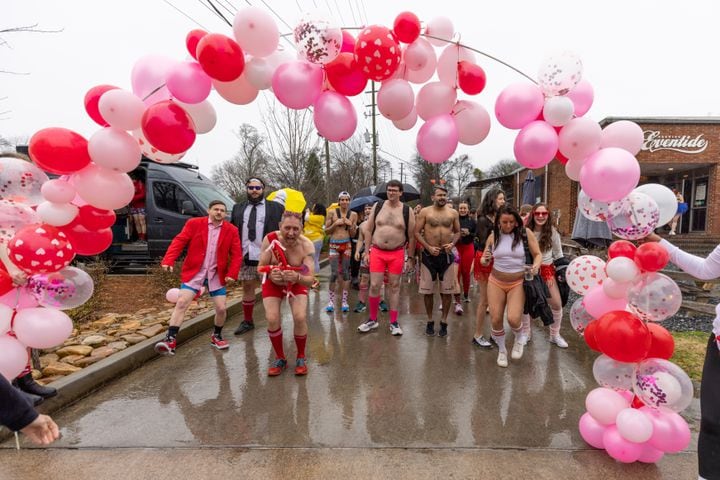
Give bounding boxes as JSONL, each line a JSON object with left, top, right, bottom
{"left": 492, "top": 233, "right": 525, "bottom": 273}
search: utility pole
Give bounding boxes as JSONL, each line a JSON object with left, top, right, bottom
{"left": 324, "top": 137, "right": 331, "bottom": 205}
{"left": 400, "top": 163, "right": 404, "bottom": 184}
{"left": 371, "top": 81, "right": 378, "bottom": 185}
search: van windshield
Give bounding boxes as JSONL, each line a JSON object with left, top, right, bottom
{"left": 186, "top": 183, "right": 235, "bottom": 210}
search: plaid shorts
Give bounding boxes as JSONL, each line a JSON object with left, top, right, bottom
{"left": 239, "top": 264, "right": 259, "bottom": 282}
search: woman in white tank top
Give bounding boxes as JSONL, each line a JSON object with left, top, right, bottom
{"left": 479, "top": 206, "right": 542, "bottom": 367}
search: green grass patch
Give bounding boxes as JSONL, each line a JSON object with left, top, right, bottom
{"left": 671, "top": 330, "right": 709, "bottom": 383}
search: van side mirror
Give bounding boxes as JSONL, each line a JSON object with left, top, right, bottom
{"left": 181, "top": 200, "right": 198, "bottom": 215}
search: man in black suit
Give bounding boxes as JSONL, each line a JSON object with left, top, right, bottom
{"left": 231, "top": 177, "right": 284, "bottom": 335}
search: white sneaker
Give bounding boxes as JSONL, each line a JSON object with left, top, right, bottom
{"left": 511, "top": 341, "right": 524, "bottom": 360}
{"left": 454, "top": 302, "right": 463, "bottom": 315}
{"left": 358, "top": 320, "right": 379, "bottom": 333}
{"left": 497, "top": 352, "right": 508, "bottom": 368}
{"left": 389, "top": 322, "right": 403, "bottom": 336}
{"left": 550, "top": 335, "right": 569, "bottom": 348}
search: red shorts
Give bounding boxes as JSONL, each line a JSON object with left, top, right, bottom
{"left": 540, "top": 264, "right": 556, "bottom": 284}
{"left": 369, "top": 246, "right": 405, "bottom": 275}
{"left": 262, "top": 280, "right": 308, "bottom": 299}
{"left": 473, "top": 252, "right": 493, "bottom": 282}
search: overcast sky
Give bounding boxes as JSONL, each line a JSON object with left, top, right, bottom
{"left": 3, "top": 0, "right": 719, "bottom": 179}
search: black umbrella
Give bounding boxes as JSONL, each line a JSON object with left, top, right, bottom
{"left": 350, "top": 195, "right": 380, "bottom": 212}
{"left": 354, "top": 185, "right": 379, "bottom": 198}
{"left": 521, "top": 171, "right": 536, "bottom": 206}
{"left": 373, "top": 182, "right": 421, "bottom": 202}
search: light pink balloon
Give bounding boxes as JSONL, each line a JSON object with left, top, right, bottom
{"left": 564, "top": 157, "right": 584, "bottom": 181}
{"left": 98, "top": 89, "right": 146, "bottom": 131}
{"left": 580, "top": 148, "right": 641, "bottom": 202}
{"left": 437, "top": 44, "right": 475, "bottom": 87}
{"left": 416, "top": 82, "right": 457, "bottom": 121}
{"left": 377, "top": 79, "right": 414, "bottom": 120}
{"left": 404, "top": 38, "right": 435, "bottom": 71}
{"left": 558, "top": 117, "right": 602, "bottom": 160}
{"left": 392, "top": 107, "right": 418, "bottom": 131}
{"left": 72, "top": 164, "right": 134, "bottom": 210}
{"left": 585, "top": 387, "right": 630, "bottom": 425}
{"left": 41, "top": 179, "right": 76, "bottom": 204}
{"left": 166, "top": 288, "right": 180, "bottom": 303}
{"left": 271, "top": 61, "right": 323, "bottom": 109}
{"left": 232, "top": 6, "right": 279, "bottom": 58}
{"left": 405, "top": 58, "right": 436, "bottom": 84}
{"left": 0, "top": 286, "right": 39, "bottom": 309}
{"left": 637, "top": 445, "right": 664, "bottom": 463}
{"left": 495, "top": 83, "right": 544, "bottom": 130}
{"left": 213, "top": 74, "right": 259, "bottom": 105}
{"left": 543, "top": 96, "right": 574, "bottom": 127}
{"left": 453, "top": 100, "right": 490, "bottom": 146}
{"left": 0, "top": 334, "right": 28, "bottom": 381}
{"left": 640, "top": 407, "right": 692, "bottom": 453}
{"left": 616, "top": 408, "right": 654, "bottom": 443}
{"left": 313, "top": 91, "right": 357, "bottom": 142}
{"left": 425, "top": 16, "right": 454, "bottom": 46}
{"left": 602, "top": 277, "right": 631, "bottom": 299}
{"left": 131, "top": 55, "right": 176, "bottom": 105}
{"left": 244, "top": 57, "right": 274, "bottom": 90}
{"left": 513, "top": 120, "right": 558, "bottom": 168}
{"left": 14, "top": 307, "right": 73, "bottom": 349}
{"left": 601, "top": 120, "right": 644, "bottom": 155}
{"left": 606, "top": 256, "right": 640, "bottom": 283}
{"left": 579, "top": 412, "right": 607, "bottom": 449}
{"left": 0, "top": 304, "right": 11, "bottom": 335}
{"left": 567, "top": 79, "right": 594, "bottom": 116}
{"left": 175, "top": 100, "right": 216, "bottom": 135}
{"left": 88, "top": 127, "right": 142, "bottom": 173}
{"left": 417, "top": 114, "right": 459, "bottom": 164}
{"left": 166, "top": 61, "right": 212, "bottom": 104}
{"left": 603, "top": 425, "right": 643, "bottom": 463}
{"left": 36, "top": 201, "right": 78, "bottom": 227}
{"left": 583, "top": 285, "right": 628, "bottom": 319}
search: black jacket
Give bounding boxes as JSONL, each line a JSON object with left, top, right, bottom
{"left": 0, "top": 375, "right": 38, "bottom": 431}
{"left": 231, "top": 199, "right": 284, "bottom": 243}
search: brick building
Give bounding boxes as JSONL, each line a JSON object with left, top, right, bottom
{"left": 466, "top": 117, "right": 720, "bottom": 236}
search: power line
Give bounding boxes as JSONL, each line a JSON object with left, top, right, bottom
{"left": 346, "top": 0, "right": 358, "bottom": 25}
{"left": 161, "top": 0, "right": 209, "bottom": 30}
{"left": 204, "top": 0, "right": 233, "bottom": 26}
{"left": 333, "top": 0, "right": 347, "bottom": 25}
{"left": 214, "top": 0, "right": 238, "bottom": 17}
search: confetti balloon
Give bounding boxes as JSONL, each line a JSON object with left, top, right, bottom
{"left": 634, "top": 358, "right": 693, "bottom": 412}
{"left": 627, "top": 272, "right": 682, "bottom": 322}
{"left": 537, "top": 51, "right": 583, "bottom": 96}
{"left": 607, "top": 191, "right": 660, "bottom": 240}
{"left": 0, "top": 157, "right": 49, "bottom": 206}
{"left": 0, "top": 200, "right": 40, "bottom": 245}
{"left": 577, "top": 190, "right": 610, "bottom": 222}
{"left": 28, "top": 266, "right": 94, "bottom": 310}
{"left": 293, "top": 13, "right": 342, "bottom": 65}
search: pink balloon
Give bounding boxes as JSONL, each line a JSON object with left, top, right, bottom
{"left": 13, "top": 307, "right": 73, "bottom": 349}
{"left": 602, "top": 277, "right": 631, "bottom": 299}
{"left": 583, "top": 285, "right": 628, "bottom": 319}
{"left": 232, "top": 6, "right": 280, "bottom": 58}
{"left": 416, "top": 82, "right": 457, "bottom": 121}
{"left": 416, "top": 115, "right": 459, "bottom": 164}
{"left": 453, "top": 100, "right": 490, "bottom": 146}
{"left": 88, "top": 127, "right": 142, "bottom": 173}
{"left": 616, "top": 408, "right": 654, "bottom": 443}
{"left": 558, "top": 117, "right": 602, "bottom": 161}
{"left": 579, "top": 412, "right": 607, "bottom": 449}
{"left": 377, "top": 79, "right": 414, "bottom": 120}
{"left": 406, "top": 57, "right": 436, "bottom": 84}
{"left": 72, "top": 164, "right": 135, "bottom": 210}
{"left": 641, "top": 407, "right": 691, "bottom": 453}
{"left": 41, "top": 179, "right": 76, "bottom": 204}
{"left": 0, "top": 334, "right": 29, "bottom": 381}
{"left": 436, "top": 44, "right": 475, "bottom": 87}
{"left": 601, "top": 120, "right": 644, "bottom": 156}
{"left": 166, "top": 288, "right": 180, "bottom": 303}
{"left": 585, "top": 387, "right": 630, "bottom": 425}
{"left": 513, "top": 121, "right": 558, "bottom": 168}
{"left": 637, "top": 445, "right": 664, "bottom": 463}
{"left": 404, "top": 38, "right": 435, "bottom": 72}
{"left": 392, "top": 107, "right": 418, "bottom": 131}
{"left": 98, "top": 89, "right": 146, "bottom": 132}
{"left": 130, "top": 55, "right": 175, "bottom": 105}
{"left": 425, "top": 16, "right": 454, "bottom": 47}
{"left": 166, "top": 61, "right": 212, "bottom": 104}
{"left": 495, "top": 83, "right": 544, "bottom": 130}
{"left": 213, "top": 74, "right": 259, "bottom": 105}
{"left": 0, "top": 286, "right": 39, "bottom": 309}
{"left": 603, "top": 425, "right": 643, "bottom": 463}
{"left": 0, "top": 304, "right": 11, "bottom": 335}
{"left": 580, "top": 148, "right": 641, "bottom": 202}
{"left": 564, "top": 157, "right": 584, "bottom": 181}
{"left": 271, "top": 61, "right": 323, "bottom": 110}
{"left": 340, "top": 30, "right": 355, "bottom": 53}
{"left": 313, "top": 91, "right": 357, "bottom": 142}
{"left": 566, "top": 79, "right": 594, "bottom": 116}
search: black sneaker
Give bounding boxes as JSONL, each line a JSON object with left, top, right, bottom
{"left": 425, "top": 322, "right": 435, "bottom": 336}
{"left": 439, "top": 322, "right": 448, "bottom": 337}
{"left": 234, "top": 321, "right": 255, "bottom": 335}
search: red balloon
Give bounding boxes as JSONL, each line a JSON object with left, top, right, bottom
{"left": 0, "top": 269, "right": 13, "bottom": 296}
{"left": 59, "top": 220, "right": 113, "bottom": 256}
{"left": 608, "top": 240, "right": 637, "bottom": 260}
{"left": 186, "top": 29, "right": 207, "bottom": 60}
{"left": 340, "top": 30, "right": 355, "bottom": 53}
{"left": 28, "top": 128, "right": 92, "bottom": 175}
{"left": 631, "top": 395, "right": 646, "bottom": 409}
{"left": 393, "top": 11, "right": 421, "bottom": 43}
{"left": 325, "top": 53, "right": 369, "bottom": 96}
{"left": 595, "top": 310, "right": 651, "bottom": 363}
{"left": 646, "top": 322, "right": 675, "bottom": 359}
{"left": 84, "top": 85, "right": 119, "bottom": 126}
{"left": 196, "top": 33, "right": 245, "bottom": 82}
{"left": 457, "top": 61, "right": 487, "bottom": 95}
{"left": 584, "top": 320, "right": 601, "bottom": 352}
{"left": 141, "top": 101, "right": 196, "bottom": 155}
{"left": 354, "top": 25, "right": 401, "bottom": 81}
{"left": 78, "top": 205, "right": 116, "bottom": 231}
{"left": 8, "top": 223, "right": 75, "bottom": 274}
{"left": 634, "top": 242, "right": 670, "bottom": 272}
{"left": 555, "top": 149, "right": 569, "bottom": 165}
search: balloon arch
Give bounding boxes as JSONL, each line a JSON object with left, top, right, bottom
{"left": 0, "top": 7, "right": 692, "bottom": 463}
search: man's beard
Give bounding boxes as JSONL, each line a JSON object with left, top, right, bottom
{"left": 249, "top": 195, "right": 262, "bottom": 204}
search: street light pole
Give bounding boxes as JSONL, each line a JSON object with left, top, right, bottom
{"left": 324, "top": 137, "right": 331, "bottom": 205}
{"left": 371, "top": 80, "right": 378, "bottom": 185}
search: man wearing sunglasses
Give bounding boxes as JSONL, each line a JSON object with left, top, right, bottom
{"left": 231, "top": 177, "right": 284, "bottom": 335}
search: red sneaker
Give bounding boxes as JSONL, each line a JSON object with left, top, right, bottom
{"left": 154, "top": 336, "right": 177, "bottom": 356}
{"left": 267, "top": 358, "right": 288, "bottom": 376}
{"left": 210, "top": 335, "right": 229, "bottom": 350}
{"left": 295, "top": 358, "right": 308, "bottom": 376}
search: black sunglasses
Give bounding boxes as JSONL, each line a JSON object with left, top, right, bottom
{"left": 247, "top": 186, "right": 263, "bottom": 191}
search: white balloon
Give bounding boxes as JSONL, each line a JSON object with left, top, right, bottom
{"left": 543, "top": 96, "right": 575, "bottom": 127}
{"left": 244, "top": 57, "right": 274, "bottom": 90}
{"left": 36, "top": 201, "right": 78, "bottom": 227}
{"left": 233, "top": 6, "right": 280, "bottom": 58}
{"left": 98, "top": 89, "right": 146, "bottom": 131}
{"left": 634, "top": 183, "right": 678, "bottom": 227}
{"left": 175, "top": 100, "right": 217, "bottom": 134}
{"left": 606, "top": 256, "right": 640, "bottom": 283}
{"left": 616, "top": 408, "right": 654, "bottom": 444}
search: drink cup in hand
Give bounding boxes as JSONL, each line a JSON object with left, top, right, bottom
{"left": 524, "top": 266, "right": 533, "bottom": 281}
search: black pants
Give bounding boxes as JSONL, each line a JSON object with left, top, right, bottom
{"left": 700, "top": 334, "right": 720, "bottom": 479}
{"left": 350, "top": 240, "right": 360, "bottom": 281}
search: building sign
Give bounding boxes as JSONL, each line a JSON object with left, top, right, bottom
{"left": 642, "top": 130, "right": 708, "bottom": 154}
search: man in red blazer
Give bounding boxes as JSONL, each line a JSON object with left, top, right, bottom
{"left": 155, "top": 200, "right": 241, "bottom": 355}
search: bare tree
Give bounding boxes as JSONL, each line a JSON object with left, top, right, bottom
{"left": 447, "top": 154, "right": 474, "bottom": 198}
{"left": 327, "top": 135, "right": 389, "bottom": 198}
{"left": 485, "top": 158, "right": 521, "bottom": 179}
{"left": 410, "top": 152, "right": 458, "bottom": 205}
{"left": 0, "top": 24, "right": 63, "bottom": 75}
{"left": 210, "top": 124, "right": 268, "bottom": 201}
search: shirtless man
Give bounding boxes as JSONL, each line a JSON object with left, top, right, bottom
{"left": 357, "top": 179, "right": 415, "bottom": 336}
{"left": 414, "top": 185, "right": 461, "bottom": 337}
{"left": 259, "top": 211, "right": 316, "bottom": 376}
{"left": 324, "top": 191, "right": 358, "bottom": 313}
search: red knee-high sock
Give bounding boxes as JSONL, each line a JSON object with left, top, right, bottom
{"left": 368, "top": 295, "right": 380, "bottom": 321}
{"left": 242, "top": 300, "right": 255, "bottom": 323}
{"left": 268, "top": 328, "right": 285, "bottom": 359}
{"left": 294, "top": 334, "right": 307, "bottom": 359}
{"left": 389, "top": 310, "right": 399, "bottom": 325}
